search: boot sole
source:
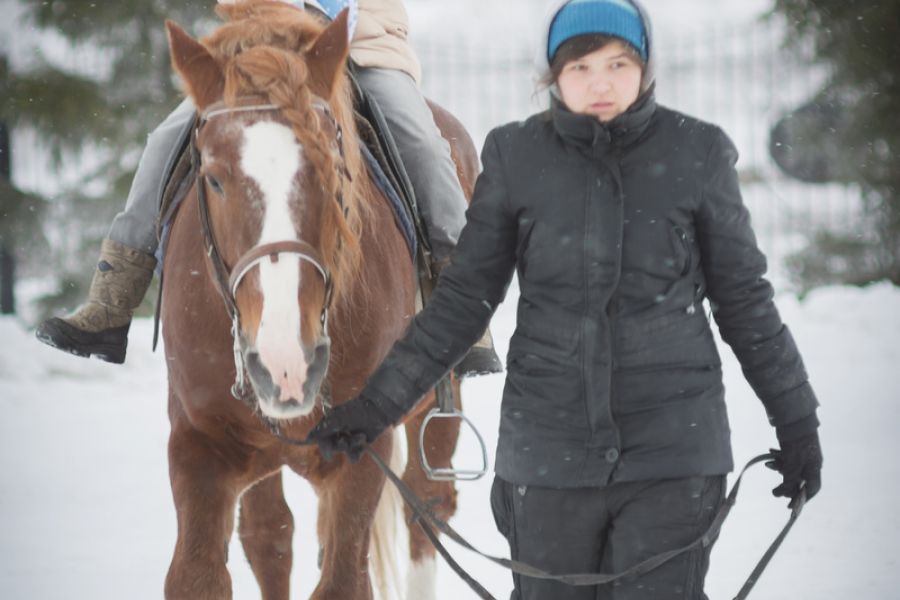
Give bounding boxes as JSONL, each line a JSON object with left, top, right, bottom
{"left": 35, "top": 318, "right": 128, "bottom": 365}
{"left": 454, "top": 346, "right": 504, "bottom": 378}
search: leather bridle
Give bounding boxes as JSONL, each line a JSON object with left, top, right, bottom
{"left": 191, "top": 96, "right": 347, "bottom": 400}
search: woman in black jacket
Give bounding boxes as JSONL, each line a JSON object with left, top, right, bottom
{"left": 309, "top": 1, "right": 823, "bottom": 598}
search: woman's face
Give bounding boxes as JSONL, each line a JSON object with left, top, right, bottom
{"left": 556, "top": 40, "right": 643, "bottom": 122}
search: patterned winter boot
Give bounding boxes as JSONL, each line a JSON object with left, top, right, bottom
{"left": 35, "top": 239, "right": 156, "bottom": 364}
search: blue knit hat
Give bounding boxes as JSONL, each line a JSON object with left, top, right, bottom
{"left": 548, "top": 0, "right": 648, "bottom": 63}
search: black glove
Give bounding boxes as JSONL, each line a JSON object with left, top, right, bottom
{"left": 766, "top": 431, "right": 823, "bottom": 508}
{"left": 306, "top": 395, "right": 400, "bottom": 463}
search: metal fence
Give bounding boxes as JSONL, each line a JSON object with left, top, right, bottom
{"left": 10, "top": 15, "right": 863, "bottom": 278}
{"left": 411, "top": 18, "right": 862, "bottom": 273}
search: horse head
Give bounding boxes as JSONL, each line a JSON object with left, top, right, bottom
{"left": 166, "top": 3, "right": 363, "bottom": 420}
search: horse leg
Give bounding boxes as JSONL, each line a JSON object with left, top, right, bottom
{"left": 238, "top": 469, "right": 294, "bottom": 600}
{"left": 311, "top": 434, "right": 393, "bottom": 600}
{"left": 164, "top": 423, "right": 244, "bottom": 600}
{"left": 402, "top": 383, "right": 461, "bottom": 600}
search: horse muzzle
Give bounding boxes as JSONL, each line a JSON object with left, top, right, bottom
{"left": 244, "top": 335, "right": 331, "bottom": 419}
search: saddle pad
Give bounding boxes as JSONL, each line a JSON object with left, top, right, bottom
{"left": 360, "top": 144, "right": 416, "bottom": 259}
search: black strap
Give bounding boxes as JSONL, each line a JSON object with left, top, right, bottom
{"left": 151, "top": 113, "right": 199, "bottom": 353}
{"left": 733, "top": 485, "right": 806, "bottom": 600}
{"left": 413, "top": 514, "right": 497, "bottom": 599}
{"left": 266, "top": 418, "right": 801, "bottom": 598}
{"left": 366, "top": 448, "right": 802, "bottom": 595}
{"left": 190, "top": 128, "right": 239, "bottom": 321}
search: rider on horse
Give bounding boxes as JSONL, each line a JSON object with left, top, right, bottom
{"left": 36, "top": 0, "right": 502, "bottom": 377}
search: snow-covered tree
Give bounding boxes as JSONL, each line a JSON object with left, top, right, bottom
{"left": 1, "top": 0, "right": 214, "bottom": 318}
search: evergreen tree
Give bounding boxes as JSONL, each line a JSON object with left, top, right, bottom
{"left": 770, "top": 0, "right": 900, "bottom": 291}
{"left": 1, "top": 0, "right": 215, "bottom": 319}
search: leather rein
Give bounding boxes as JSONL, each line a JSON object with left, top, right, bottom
{"left": 264, "top": 407, "right": 805, "bottom": 600}
{"left": 191, "top": 97, "right": 346, "bottom": 400}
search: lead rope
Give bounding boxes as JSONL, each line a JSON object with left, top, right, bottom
{"left": 363, "top": 448, "right": 804, "bottom": 599}
{"left": 266, "top": 412, "right": 804, "bottom": 600}
{"left": 733, "top": 482, "right": 806, "bottom": 599}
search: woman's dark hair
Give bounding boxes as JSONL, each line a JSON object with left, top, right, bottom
{"left": 540, "top": 33, "right": 645, "bottom": 88}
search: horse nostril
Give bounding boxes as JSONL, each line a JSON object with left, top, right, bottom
{"left": 314, "top": 337, "right": 331, "bottom": 362}
{"left": 302, "top": 336, "right": 332, "bottom": 402}
{"left": 245, "top": 349, "right": 278, "bottom": 400}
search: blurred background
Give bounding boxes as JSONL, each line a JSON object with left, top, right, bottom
{"left": 0, "top": 0, "right": 898, "bottom": 322}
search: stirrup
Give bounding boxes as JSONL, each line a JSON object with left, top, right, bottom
{"left": 418, "top": 377, "right": 489, "bottom": 481}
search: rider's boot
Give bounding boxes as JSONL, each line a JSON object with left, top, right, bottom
{"left": 35, "top": 239, "right": 156, "bottom": 364}
{"left": 427, "top": 257, "right": 504, "bottom": 378}
{"left": 456, "top": 326, "right": 504, "bottom": 378}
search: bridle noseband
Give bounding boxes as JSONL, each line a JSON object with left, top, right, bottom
{"left": 191, "top": 96, "right": 347, "bottom": 400}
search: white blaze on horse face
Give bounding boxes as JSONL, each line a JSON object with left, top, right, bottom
{"left": 240, "top": 120, "right": 309, "bottom": 409}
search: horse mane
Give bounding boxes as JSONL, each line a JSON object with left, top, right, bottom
{"left": 202, "top": 0, "right": 372, "bottom": 308}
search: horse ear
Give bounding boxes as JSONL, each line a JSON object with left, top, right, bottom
{"left": 307, "top": 8, "right": 351, "bottom": 99}
{"left": 166, "top": 20, "right": 225, "bottom": 111}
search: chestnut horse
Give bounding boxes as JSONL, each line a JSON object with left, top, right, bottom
{"left": 160, "top": 3, "right": 476, "bottom": 599}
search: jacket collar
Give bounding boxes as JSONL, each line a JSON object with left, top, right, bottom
{"left": 551, "top": 87, "right": 657, "bottom": 154}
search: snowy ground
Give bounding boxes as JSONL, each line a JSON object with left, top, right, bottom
{"left": 4, "top": 0, "right": 899, "bottom": 598}
{"left": 1, "top": 279, "right": 899, "bottom": 599}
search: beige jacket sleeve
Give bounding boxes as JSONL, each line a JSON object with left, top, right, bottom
{"left": 351, "top": 0, "right": 422, "bottom": 84}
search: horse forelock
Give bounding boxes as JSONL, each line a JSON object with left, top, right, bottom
{"left": 200, "top": 0, "right": 370, "bottom": 309}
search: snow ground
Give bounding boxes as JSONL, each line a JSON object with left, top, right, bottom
{"left": 3, "top": 1, "right": 899, "bottom": 599}
{"left": 1, "top": 280, "right": 899, "bottom": 599}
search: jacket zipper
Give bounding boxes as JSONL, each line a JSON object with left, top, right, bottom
{"left": 604, "top": 156, "right": 625, "bottom": 472}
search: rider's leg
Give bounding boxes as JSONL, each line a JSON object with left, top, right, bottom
{"left": 35, "top": 99, "right": 196, "bottom": 363}
{"left": 354, "top": 67, "right": 502, "bottom": 376}
{"left": 354, "top": 67, "right": 465, "bottom": 263}
{"left": 106, "top": 98, "right": 196, "bottom": 254}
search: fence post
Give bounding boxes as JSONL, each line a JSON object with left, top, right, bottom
{"left": 0, "top": 121, "right": 15, "bottom": 315}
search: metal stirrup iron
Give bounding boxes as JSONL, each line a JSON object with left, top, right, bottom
{"left": 419, "top": 375, "right": 489, "bottom": 481}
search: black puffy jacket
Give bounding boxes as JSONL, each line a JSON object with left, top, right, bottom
{"left": 364, "top": 91, "right": 819, "bottom": 488}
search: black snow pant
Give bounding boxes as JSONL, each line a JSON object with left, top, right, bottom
{"left": 490, "top": 474, "right": 726, "bottom": 600}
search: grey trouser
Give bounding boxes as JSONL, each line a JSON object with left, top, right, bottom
{"left": 107, "top": 98, "right": 195, "bottom": 254}
{"left": 354, "top": 67, "right": 467, "bottom": 261}
{"left": 490, "top": 475, "right": 726, "bottom": 600}
{"left": 107, "top": 67, "right": 467, "bottom": 262}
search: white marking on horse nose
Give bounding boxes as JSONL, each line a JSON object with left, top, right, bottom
{"left": 241, "top": 121, "right": 309, "bottom": 403}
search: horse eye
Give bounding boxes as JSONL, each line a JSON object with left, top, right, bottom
{"left": 205, "top": 175, "right": 224, "bottom": 196}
